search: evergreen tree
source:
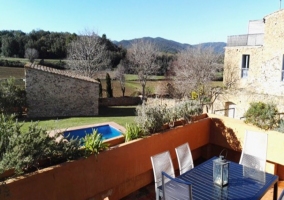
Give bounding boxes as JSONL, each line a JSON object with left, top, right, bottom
{"left": 96, "top": 78, "right": 103, "bottom": 98}
{"left": 106, "top": 73, "right": 113, "bottom": 98}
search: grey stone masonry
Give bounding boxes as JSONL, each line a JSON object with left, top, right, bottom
{"left": 25, "top": 63, "right": 99, "bottom": 118}
{"left": 216, "top": 9, "right": 284, "bottom": 119}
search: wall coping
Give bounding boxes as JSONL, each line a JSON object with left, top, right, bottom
{"left": 25, "top": 63, "right": 99, "bottom": 84}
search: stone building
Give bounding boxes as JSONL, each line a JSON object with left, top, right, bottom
{"left": 25, "top": 64, "right": 99, "bottom": 118}
{"left": 215, "top": 9, "right": 284, "bottom": 119}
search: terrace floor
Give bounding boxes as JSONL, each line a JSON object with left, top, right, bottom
{"left": 122, "top": 181, "right": 284, "bottom": 200}
{"left": 122, "top": 157, "right": 284, "bottom": 200}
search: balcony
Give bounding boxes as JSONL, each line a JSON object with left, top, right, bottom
{"left": 1, "top": 114, "right": 284, "bottom": 200}
{"left": 227, "top": 34, "right": 264, "bottom": 47}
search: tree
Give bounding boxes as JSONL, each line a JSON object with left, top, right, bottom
{"left": 66, "top": 29, "right": 110, "bottom": 78}
{"left": 115, "top": 63, "right": 126, "bottom": 97}
{"left": 0, "top": 78, "right": 26, "bottom": 116}
{"left": 25, "top": 48, "right": 38, "bottom": 63}
{"left": 127, "top": 40, "right": 160, "bottom": 100}
{"left": 96, "top": 78, "right": 103, "bottom": 98}
{"left": 171, "top": 46, "right": 221, "bottom": 110}
{"left": 106, "top": 73, "right": 113, "bottom": 98}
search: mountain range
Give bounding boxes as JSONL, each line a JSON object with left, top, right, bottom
{"left": 113, "top": 37, "right": 226, "bottom": 54}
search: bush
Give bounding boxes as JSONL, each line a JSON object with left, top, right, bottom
{"left": 135, "top": 102, "right": 168, "bottom": 135}
{"left": 0, "top": 114, "right": 83, "bottom": 176}
{"left": 0, "top": 59, "right": 25, "bottom": 68}
{"left": 244, "top": 102, "right": 278, "bottom": 130}
{"left": 135, "top": 99, "right": 202, "bottom": 136}
{"left": 275, "top": 119, "right": 284, "bottom": 133}
{"left": 83, "top": 130, "right": 108, "bottom": 157}
{"left": 0, "top": 77, "right": 26, "bottom": 116}
{"left": 123, "top": 123, "right": 142, "bottom": 142}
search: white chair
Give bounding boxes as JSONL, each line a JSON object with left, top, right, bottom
{"left": 151, "top": 151, "right": 175, "bottom": 200}
{"left": 175, "top": 143, "right": 194, "bottom": 175}
{"left": 162, "top": 171, "right": 193, "bottom": 200}
{"left": 278, "top": 190, "right": 284, "bottom": 200}
{"left": 239, "top": 130, "right": 268, "bottom": 171}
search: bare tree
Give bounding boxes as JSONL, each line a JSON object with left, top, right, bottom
{"left": 66, "top": 29, "right": 110, "bottom": 78}
{"left": 172, "top": 46, "right": 221, "bottom": 109}
{"left": 25, "top": 48, "right": 38, "bottom": 63}
{"left": 223, "top": 61, "right": 240, "bottom": 89}
{"left": 115, "top": 63, "right": 126, "bottom": 97}
{"left": 127, "top": 40, "right": 160, "bottom": 100}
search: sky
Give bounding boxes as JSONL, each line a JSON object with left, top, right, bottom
{"left": 0, "top": 0, "right": 281, "bottom": 45}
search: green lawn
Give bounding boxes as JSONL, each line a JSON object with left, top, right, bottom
{"left": 20, "top": 106, "right": 137, "bottom": 133}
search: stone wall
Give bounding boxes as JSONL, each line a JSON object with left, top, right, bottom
{"left": 25, "top": 64, "right": 99, "bottom": 118}
{"left": 220, "top": 9, "right": 284, "bottom": 119}
{"left": 99, "top": 97, "right": 142, "bottom": 106}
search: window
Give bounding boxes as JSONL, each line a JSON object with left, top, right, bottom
{"left": 241, "top": 55, "right": 250, "bottom": 78}
{"left": 282, "top": 55, "right": 284, "bottom": 81}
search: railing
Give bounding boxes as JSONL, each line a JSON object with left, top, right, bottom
{"left": 227, "top": 34, "right": 264, "bottom": 47}
{"left": 214, "top": 108, "right": 235, "bottom": 118}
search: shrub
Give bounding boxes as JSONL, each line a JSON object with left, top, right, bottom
{"left": 0, "top": 114, "right": 83, "bottom": 176}
{"left": 123, "top": 123, "right": 142, "bottom": 142}
{"left": 0, "top": 77, "right": 26, "bottom": 116}
{"left": 135, "top": 99, "right": 202, "bottom": 135}
{"left": 275, "top": 119, "right": 284, "bottom": 133}
{"left": 244, "top": 102, "right": 278, "bottom": 130}
{"left": 83, "top": 130, "right": 108, "bottom": 157}
{"left": 135, "top": 102, "right": 168, "bottom": 135}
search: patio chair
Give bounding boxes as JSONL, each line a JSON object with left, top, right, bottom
{"left": 278, "top": 189, "right": 284, "bottom": 200}
{"left": 239, "top": 130, "right": 268, "bottom": 171}
{"left": 175, "top": 143, "right": 194, "bottom": 175}
{"left": 162, "top": 171, "right": 192, "bottom": 200}
{"left": 151, "top": 151, "right": 175, "bottom": 200}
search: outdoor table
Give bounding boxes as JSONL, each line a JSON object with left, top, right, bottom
{"left": 178, "top": 156, "right": 279, "bottom": 200}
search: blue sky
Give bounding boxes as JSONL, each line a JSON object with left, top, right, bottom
{"left": 0, "top": 0, "right": 280, "bottom": 44}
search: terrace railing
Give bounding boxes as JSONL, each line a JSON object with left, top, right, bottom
{"left": 227, "top": 34, "right": 264, "bottom": 47}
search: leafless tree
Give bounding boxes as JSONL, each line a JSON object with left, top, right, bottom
{"left": 171, "top": 46, "right": 221, "bottom": 110}
{"left": 127, "top": 40, "right": 160, "bottom": 100}
{"left": 25, "top": 48, "right": 38, "bottom": 63}
{"left": 115, "top": 63, "right": 126, "bottom": 97}
{"left": 223, "top": 61, "right": 240, "bottom": 89}
{"left": 66, "top": 29, "right": 110, "bottom": 78}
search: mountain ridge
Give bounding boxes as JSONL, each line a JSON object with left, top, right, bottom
{"left": 113, "top": 37, "right": 226, "bottom": 54}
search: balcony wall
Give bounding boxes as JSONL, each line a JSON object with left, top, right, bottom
{"left": 208, "top": 114, "right": 284, "bottom": 178}
{"left": 2, "top": 114, "right": 284, "bottom": 200}
{"left": 227, "top": 34, "right": 264, "bottom": 47}
{"left": 1, "top": 114, "right": 210, "bottom": 200}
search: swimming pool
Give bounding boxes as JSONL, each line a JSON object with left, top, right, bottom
{"left": 64, "top": 124, "right": 123, "bottom": 141}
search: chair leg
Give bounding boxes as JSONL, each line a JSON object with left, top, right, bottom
{"left": 156, "top": 191, "right": 160, "bottom": 200}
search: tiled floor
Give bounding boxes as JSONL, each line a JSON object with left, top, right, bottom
{"left": 122, "top": 180, "right": 284, "bottom": 200}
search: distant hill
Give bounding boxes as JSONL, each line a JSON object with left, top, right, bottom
{"left": 113, "top": 37, "right": 226, "bottom": 54}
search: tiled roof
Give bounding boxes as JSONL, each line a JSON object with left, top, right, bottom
{"left": 25, "top": 63, "right": 99, "bottom": 83}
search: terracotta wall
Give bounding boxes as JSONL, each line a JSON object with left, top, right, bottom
{"left": 208, "top": 114, "right": 284, "bottom": 178}
{"left": 1, "top": 117, "right": 211, "bottom": 200}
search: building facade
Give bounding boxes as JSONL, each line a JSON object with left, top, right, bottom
{"left": 215, "top": 9, "right": 284, "bottom": 119}
{"left": 25, "top": 64, "right": 99, "bottom": 118}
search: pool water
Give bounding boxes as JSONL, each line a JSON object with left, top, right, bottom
{"left": 64, "top": 124, "right": 122, "bottom": 140}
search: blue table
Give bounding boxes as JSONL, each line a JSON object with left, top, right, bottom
{"left": 178, "top": 157, "right": 279, "bottom": 200}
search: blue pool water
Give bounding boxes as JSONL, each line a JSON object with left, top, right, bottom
{"left": 64, "top": 124, "right": 122, "bottom": 140}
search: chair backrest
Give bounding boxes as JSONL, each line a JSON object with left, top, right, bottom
{"left": 239, "top": 130, "right": 268, "bottom": 171}
{"left": 278, "top": 189, "right": 284, "bottom": 200}
{"left": 151, "top": 151, "right": 175, "bottom": 198}
{"left": 175, "top": 143, "right": 194, "bottom": 175}
{"left": 162, "top": 171, "right": 192, "bottom": 200}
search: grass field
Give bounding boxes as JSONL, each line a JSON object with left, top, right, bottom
{"left": 20, "top": 106, "right": 137, "bottom": 132}
{"left": 0, "top": 66, "right": 167, "bottom": 96}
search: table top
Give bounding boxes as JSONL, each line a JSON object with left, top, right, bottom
{"left": 178, "top": 156, "right": 278, "bottom": 200}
